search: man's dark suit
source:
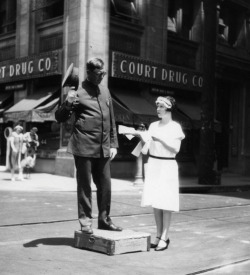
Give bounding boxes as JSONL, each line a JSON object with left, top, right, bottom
{"left": 55, "top": 79, "right": 118, "bottom": 229}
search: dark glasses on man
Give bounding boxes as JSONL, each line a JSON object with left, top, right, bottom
{"left": 92, "top": 70, "right": 106, "bottom": 77}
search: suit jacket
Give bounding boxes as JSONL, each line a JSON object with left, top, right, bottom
{"left": 55, "top": 80, "right": 118, "bottom": 158}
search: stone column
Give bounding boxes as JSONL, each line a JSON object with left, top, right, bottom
{"left": 198, "top": 0, "right": 218, "bottom": 184}
{"left": 55, "top": 0, "right": 110, "bottom": 177}
{"left": 134, "top": 154, "right": 144, "bottom": 186}
{"left": 15, "top": 0, "right": 30, "bottom": 58}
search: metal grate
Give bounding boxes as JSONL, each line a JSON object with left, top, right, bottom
{"left": 39, "top": 34, "right": 63, "bottom": 52}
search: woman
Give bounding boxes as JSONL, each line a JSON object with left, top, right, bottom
{"left": 131, "top": 96, "right": 185, "bottom": 251}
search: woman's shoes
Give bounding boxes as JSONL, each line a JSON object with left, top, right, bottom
{"left": 150, "top": 236, "right": 160, "bottom": 248}
{"left": 155, "top": 238, "right": 170, "bottom": 251}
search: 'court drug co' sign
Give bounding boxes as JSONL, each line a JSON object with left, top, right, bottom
{"left": 111, "top": 51, "right": 203, "bottom": 91}
{"left": 0, "top": 50, "right": 62, "bottom": 83}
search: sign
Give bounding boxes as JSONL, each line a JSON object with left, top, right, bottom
{"left": 0, "top": 50, "right": 62, "bottom": 83}
{"left": 5, "top": 83, "right": 25, "bottom": 91}
{"left": 150, "top": 87, "right": 175, "bottom": 96}
{"left": 4, "top": 109, "right": 56, "bottom": 123}
{"left": 111, "top": 52, "right": 204, "bottom": 91}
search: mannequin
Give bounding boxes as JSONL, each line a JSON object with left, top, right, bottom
{"left": 9, "top": 125, "right": 24, "bottom": 181}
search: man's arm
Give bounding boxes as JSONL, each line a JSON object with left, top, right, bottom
{"left": 55, "top": 89, "right": 78, "bottom": 123}
{"left": 109, "top": 94, "right": 119, "bottom": 149}
{"left": 55, "top": 101, "right": 74, "bottom": 123}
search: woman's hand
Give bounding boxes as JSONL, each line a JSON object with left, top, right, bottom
{"left": 151, "top": 134, "right": 161, "bottom": 142}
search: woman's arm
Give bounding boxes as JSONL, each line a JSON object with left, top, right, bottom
{"left": 151, "top": 134, "right": 182, "bottom": 154}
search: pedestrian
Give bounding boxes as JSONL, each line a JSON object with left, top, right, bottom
{"left": 21, "top": 127, "right": 39, "bottom": 177}
{"left": 126, "top": 96, "right": 185, "bottom": 251}
{"left": 22, "top": 127, "right": 39, "bottom": 158}
{"left": 55, "top": 57, "right": 122, "bottom": 233}
{"left": 9, "top": 125, "right": 24, "bottom": 181}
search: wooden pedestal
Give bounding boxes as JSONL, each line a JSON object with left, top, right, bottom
{"left": 74, "top": 229, "right": 151, "bottom": 255}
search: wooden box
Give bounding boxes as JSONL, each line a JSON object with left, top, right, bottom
{"left": 74, "top": 229, "right": 151, "bottom": 255}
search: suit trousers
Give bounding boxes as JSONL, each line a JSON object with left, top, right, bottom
{"left": 74, "top": 155, "right": 111, "bottom": 227}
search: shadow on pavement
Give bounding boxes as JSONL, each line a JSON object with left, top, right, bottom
{"left": 23, "top": 237, "right": 74, "bottom": 248}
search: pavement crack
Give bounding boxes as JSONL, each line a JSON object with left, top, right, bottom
{"left": 185, "top": 258, "right": 250, "bottom": 274}
{"left": 180, "top": 203, "right": 250, "bottom": 212}
{"left": 0, "top": 219, "right": 77, "bottom": 228}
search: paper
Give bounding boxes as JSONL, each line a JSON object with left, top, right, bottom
{"left": 131, "top": 141, "right": 143, "bottom": 157}
{"left": 131, "top": 140, "right": 151, "bottom": 157}
{"left": 118, "top": 125, "right": 136, "bottom": 140}
{"left": 139, "top": 131, "right": 151, "bottom": 143}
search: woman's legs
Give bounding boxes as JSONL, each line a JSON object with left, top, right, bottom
{"left": 153, "top": 208, "right": 172, "bottom": 248}
{"left": 157, "top": 210, "right": 172, "bottom": 248}
{"left": 152, "top": 208, "right": 163, "bottom": 246}
{"left": 154, "top": 208, "right": 163, "bottom": 238}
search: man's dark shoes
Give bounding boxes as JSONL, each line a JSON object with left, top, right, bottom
{"left": 155, "top": 238, "right": 170, "bottom": 251}
{"left": 80, "top": 225, "right": 93, "bottom": 234}
{"left": 98, "top": 220, "right": 123, "bottom": 231}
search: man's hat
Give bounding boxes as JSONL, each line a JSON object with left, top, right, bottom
{"left": 62, "top": 63, "right": 79, "bottom": 91}
{"left": 31, "top": 127, "right": 38, "bottom": 133}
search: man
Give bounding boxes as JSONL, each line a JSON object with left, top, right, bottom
{"left": 55, "top": 58, "right": 122, "bottom": 233}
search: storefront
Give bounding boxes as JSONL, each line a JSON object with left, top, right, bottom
{"left": 0, "top": 50, "right": 62, "bottom": 172}
{"left": 108, "top": 51, "right": 203, "bottom": 176}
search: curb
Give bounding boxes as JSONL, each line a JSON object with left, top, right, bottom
{"left": 180, "top": 184, "right": 250, "bottom": 194}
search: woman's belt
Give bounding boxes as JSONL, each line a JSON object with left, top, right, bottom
{"left": 149, "top": 154, "right": 175, "bottom": 160}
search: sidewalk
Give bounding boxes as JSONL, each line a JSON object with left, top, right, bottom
{"left": 1, "top": 165, "right": 250, "bottom": 193}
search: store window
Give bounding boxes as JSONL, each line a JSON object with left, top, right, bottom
{"left": 0, "top": 45, "right": 15, "bottom": 62}
{"left": 167, "top": 0, "right": 199, "bottom": 69}
{"left": 26, "top": 121, "right": 60, "bottom": 160}
{"left": 0, "top": 0, "right": 16, "bottom": 35}
{"left": 218, "top": 2, "right": 247, "bottom": 47}
{"left": 167, "top": 0, "right": 195, "bottom": 39}
{"left": 110, "top": 0, "right": 139, "bottom": 22}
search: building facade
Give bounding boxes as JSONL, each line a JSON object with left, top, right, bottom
{"left": 0, "top": 0, "right": 250, "bottom": 181}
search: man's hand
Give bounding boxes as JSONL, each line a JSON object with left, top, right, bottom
{"left": 66, "top": 88, "right": 79, "bottom": 104}
{"left": 110, "top": 148, "right": 117, "bottom": 160}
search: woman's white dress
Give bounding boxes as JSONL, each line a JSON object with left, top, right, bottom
{"left": 141, "top": 120, "right": 185, "bottom": 212}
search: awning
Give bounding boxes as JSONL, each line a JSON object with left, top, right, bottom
{"left": 177, "top": 102, "right": 201, "bottom": 121}
{"left": 112, "top": 97, "right": 134, "bottom": 125}
{"left": 4, "top": 87, "right": 59, "bottom": 123}
{"left": 111, "top": 91, "right": 157, "bottom": 126}
{"left": 32, "top": 98, "right": 59, "bottom": 122}
{"left": 177, "top": 101, "right": 201, "bottom": 129}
